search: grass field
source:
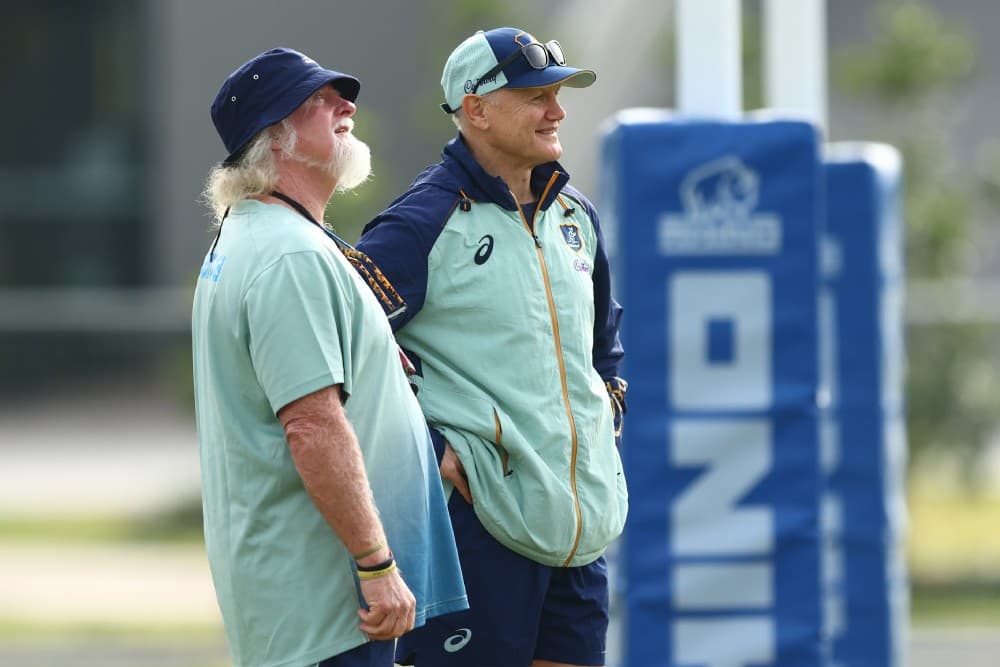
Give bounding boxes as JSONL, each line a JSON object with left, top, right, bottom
{"left": 908, "top": 477, "right": 1000, "bottom": 626}
{"left": 0, "top": 481, "right": 998, "bottom": 663}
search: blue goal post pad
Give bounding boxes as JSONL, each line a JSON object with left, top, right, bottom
{"left": 600, "top": 109, "right": 824, "bottom": 667}
{"left": 820, "top": 142, "right": 908, "bottom": 667}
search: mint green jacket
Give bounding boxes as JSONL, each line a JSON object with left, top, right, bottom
{"left": 357, "top": 135, "right": 628, "bottom": 567}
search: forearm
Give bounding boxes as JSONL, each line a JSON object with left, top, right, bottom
{"left": 279, "top": 386, "right": 389, "bottom": 564}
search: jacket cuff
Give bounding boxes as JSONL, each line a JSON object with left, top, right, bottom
{"left": 429, "top": 426, "right": 447, "bottom": 465}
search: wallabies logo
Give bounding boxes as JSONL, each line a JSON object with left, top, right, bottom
{"left": 559, "top": 223, "right": 583, "bottom": 252}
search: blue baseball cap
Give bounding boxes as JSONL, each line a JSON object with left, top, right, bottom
{"left": 210, "top": 47, "right": 361, "bottom": 163}
{"left": 440, "top": 27, "right": 596, "bottom": 114}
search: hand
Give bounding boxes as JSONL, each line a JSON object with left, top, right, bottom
{"left": 440, "top": 441, "right": 472, "bottom": 504}
{"left": 606, "top": 376, "right": 628, "bottom": 438}
{"left": 358, "top": 569, "right": 416, "bottom": 640}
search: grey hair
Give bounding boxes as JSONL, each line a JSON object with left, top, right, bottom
{"left": 450, "top": 90, "right": 499, "bottom": 132}
{"left": 202, "top": 119, "right": 298, "bottom": 224}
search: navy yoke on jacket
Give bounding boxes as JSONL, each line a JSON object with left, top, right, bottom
{"left": 357, "top": 134, "right": 624, "bottom": 384}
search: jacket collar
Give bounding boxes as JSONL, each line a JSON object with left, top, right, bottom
{"left": 441, "top": 134, "right": 571, "bottom": 212}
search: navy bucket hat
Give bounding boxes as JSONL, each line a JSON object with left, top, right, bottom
{"left": 440, "top": 27, "right": 596, "bottom": 114}
{"left": 210, "top": 47, "right": 361, "bottom": 163}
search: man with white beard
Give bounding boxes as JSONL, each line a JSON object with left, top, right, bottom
{"left": 192, "top": 48, "right": 467, "bottom": 667}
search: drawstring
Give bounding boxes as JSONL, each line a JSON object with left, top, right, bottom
{"left": 458, "top": 189, "right": 473, "bottom": 212}
{"left": 557, "top": 194, "right": 576, "bottom": 217}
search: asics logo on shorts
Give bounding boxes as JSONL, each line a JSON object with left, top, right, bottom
{"left": 443, "top": 627, "right": 472, "bottom": 653}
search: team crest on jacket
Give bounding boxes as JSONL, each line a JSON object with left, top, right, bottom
{"left": 559, "top": 223, "right": 583, "bottom": 252}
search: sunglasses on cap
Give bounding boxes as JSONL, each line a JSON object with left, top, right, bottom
{"left": 470, "top": 40, "right": 566, "bottom": 95}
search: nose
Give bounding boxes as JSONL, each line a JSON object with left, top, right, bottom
{"left": 546, "top": 94, "right": 566, "bottom": 120}
{"left": 337, "top": 97, "right": 357, "bottom": 117}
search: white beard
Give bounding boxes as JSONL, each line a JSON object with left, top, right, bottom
{"left": 287, "top": 128, "right": 372, "bottom": 192}
{"left": 331, "top": 132, "right": 372, "bottom": 192}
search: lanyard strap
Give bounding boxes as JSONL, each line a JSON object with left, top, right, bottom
{"left": 270, "top": 190, "right": 319, "bottom": 225}
{"left": 206, "top": 192, "right": 406, "bottom": 321}
{"left": 270, "top": 191, "right": 408, "bottom": 320}
{"left": 210, "top": 191, "right": 352, "bottom": 259}
{"left": 270, "top": 190, "right": 356, "bottom": 252}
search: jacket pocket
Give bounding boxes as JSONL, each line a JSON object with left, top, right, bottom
{"left": 492, "top": 408, "right": 511, "bottom": 478}
{"left": 418, "top": 388, "right": 509, "bottom": 475}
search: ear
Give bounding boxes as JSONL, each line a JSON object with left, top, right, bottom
{"left": 461, "top": 94, "right": 490, "bottom": 130}
{"left": 269, "top": 120, "right": 293, "bottom": 155}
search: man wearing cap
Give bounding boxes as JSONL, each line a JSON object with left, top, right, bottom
{"left": 191, "top": 47, "right": 467, "bottom": 667}
{"left": 356, "top": 28, "right": 628, "bottom": 667}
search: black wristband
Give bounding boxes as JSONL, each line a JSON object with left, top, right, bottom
{"left": 356, "top": 555, "right": 395, "bottom": 572}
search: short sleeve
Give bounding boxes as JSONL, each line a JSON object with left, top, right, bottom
{"left": 244, "top": 251, "right": 351, "bottom": 414}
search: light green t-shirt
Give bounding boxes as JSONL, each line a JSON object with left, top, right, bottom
{"left": 191, "top": 200, "right": 465, "bottom": 667}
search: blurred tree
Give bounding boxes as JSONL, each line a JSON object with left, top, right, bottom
{"left": 833, "top": 1, "right": 1000, "bottom": 482}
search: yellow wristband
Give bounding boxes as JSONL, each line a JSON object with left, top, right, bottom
{"left": 357, "top": 560, "right": 397, "bottom": 581}
{"left": 352, "top": 542, "right": 386, "bottom": 561}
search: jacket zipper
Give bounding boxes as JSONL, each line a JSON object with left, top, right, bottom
{"left": 512, "top": 176, "right": 583, "bottom": 566}
{"left": 493, "top": 408, "right": 511, "bottom": 477}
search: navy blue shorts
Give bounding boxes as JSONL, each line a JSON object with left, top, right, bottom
{"left": 318, "top": 639, "right": 394, "bottom": 666}
{"left": 396, "top": 494, "right": 609, "bottom": 666}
